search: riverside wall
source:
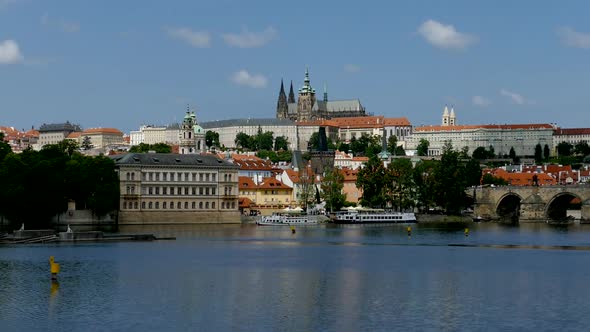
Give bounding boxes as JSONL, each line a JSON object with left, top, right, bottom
{"left": 119, "top": 210, "right": 241, "bottom": 224}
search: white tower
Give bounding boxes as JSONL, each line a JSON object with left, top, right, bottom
{"left": 442, "top": 106, "right": 450, "bottom": 126}
{"left": 449, "top": 107, "right": 456, "bottom": 126}
{"left": 179, "top": 106, "right": 198, "bottom": 154}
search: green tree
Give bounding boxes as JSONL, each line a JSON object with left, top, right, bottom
{"left": 129, "top": 143, "right": 171, "bottom": 153}
{"left": 274, "top": 136, "right": 289, "bottom": 151}
{"left": 481, "top": 173, "right": 509, "bottom": 185}
{"left": 385, "top": 158, "right": 414, "bottom": 211}
{"left": 557, "top": 142, "right": 573, "bottom": 157}
{"left": 81, "top": 136, "right": 93, "bottom": 150}
{"left": 205, "top": 130, "right": 220, "bottom": 148}
{"left": 534, "top": 143, "right": 543, "bottom": 164}
{"left": 257, "top": 131, "right": 274, "bottom": 151}
{"left": 234, "top": 132, "right": 251, "bottom": 150}
{"left": 321, "top": 168, "right": 346, "bottom": 213}
{"left": 543, "top": 144, "right": 550, "bottom": 161}
{"left": 0, "top": 133, "right": 11, "bottom": 162}
{"left": 509, "top": 147, "right": 516, "bottom": 161}
{"left": 433, "top": 143, "right": 466, "bottom": 215}
{"left": 356, "top": 155, "right": 386, "bottom": 208}
{"left": 472, "top": 147, "right": 488, "bottom": 160}
{"left": 574, "top": 141, "right": 590, "bottom": 156}
{"left": 417, "top": 139, "right": 429, "bottom": 156}
{"left": 412, "top": 159, "right": 437, "bottom": 212}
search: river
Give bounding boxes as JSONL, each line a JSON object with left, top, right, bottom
{"left": 1, "top": 222, "right": 590, "bottom": 331}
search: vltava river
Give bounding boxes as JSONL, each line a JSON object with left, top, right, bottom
{"left": 2, "top": 223, "right": 590, "bottom": 331}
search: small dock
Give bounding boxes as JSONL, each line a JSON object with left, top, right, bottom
{"left": 0, "top": 229, "right": 175, "bottom": 244}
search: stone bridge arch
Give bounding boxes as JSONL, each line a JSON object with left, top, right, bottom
{"left": 544, "top": 192, "right": 582, "bottom": 221}
{"left": 473, "top": 185, "right": 590, "bottom": 223}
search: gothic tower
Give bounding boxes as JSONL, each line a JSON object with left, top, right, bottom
{"left": 276, "top": 79, "right": 288, "bottom": 119}
{"left": 449, "top": 107, "right": 456, "bottom": 126}
{"left": 288, "top": 80, "right": 295, "bottom": 103}
{"left": 296, "top": 67, "right": 316, "bottom": 121}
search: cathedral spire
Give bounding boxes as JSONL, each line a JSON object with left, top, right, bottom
{"left": 288, "top": 80, "right": 295, "bottom": 103}
{"left": 276, "top": 79, "right": 288, "bottom": 119}
{"left": 279, "top": 79, "right": 285, "bottom": 95}
{"left": 323, "top": 83, "right": 328, "bottom": 102}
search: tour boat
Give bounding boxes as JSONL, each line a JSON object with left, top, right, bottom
{"left": 332, "top": 208, "right": 416, "bottom": 224}
{"left": 256, "top": 212, "right": 318, "bottom": 226}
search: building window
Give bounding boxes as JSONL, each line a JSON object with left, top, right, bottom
{"left": 221, "top": 202, "right": 225, "bottom": 209}
{"left": 200, "top": 173, "right": 204, "bottom": 181}
{"left": 170, "top": 201, "right": 174, "bottom": 209}
{"left": 192, "top": 187, "right": 196, "bottom": 195}
{"left": 177, "top": 202, "right": 181, "bottom": 209}
{"left": 184, "top": 202, "right": 188, "bottom": 209}
{"left": 212, "top": 202, "right": 215, "bottom": 209}
{"left": 148, "top": 187, "right": 153, "bottom": 195}
{"left": 199, "top": 187, "right": 203, "bottom": 195}
{"left": 126, "top": 173, "right": 130, "bottom": 181}
{"left": 212, "top": 187, "right": 216, "bottom": 195}
{"left": 192, "top": 202, "right": 195, "bottom": 209}
{"left": 205, "top": 187, "right": 210, "bottom": 195}
{"left": 148, "top": 202, "right": 153, "bottom": 209}
{"left": 205, "top": 202, "right": 209, "bottom": 209}
{"left": 199, "top": 202, "right": 203, "bottom": 209}
{"left": 155, "top": 202, "right": 159, "bottom": 209}
{"left": 134, "top": 202, "right": 138, "bottom": 209}
{"left": 123, "top": 202, "right": 127, "bottom": 209}
{"left": 155, "top": 187, "right": 160, "bottom": 195}
{"left": 212, "top": 174, "right": 216, "bottom": 181}
{"left": 163, "top": 202, "right": 167, "bottom": 209}
{"left": 206, "top": 174, "right": 210, "bottom": 181}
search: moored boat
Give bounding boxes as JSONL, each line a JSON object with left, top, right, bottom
{"left": 256, "top": 212, "right": 318, "bottom": 226}
{"left": 332, "top": 208, "right": 416, "bottom": 224}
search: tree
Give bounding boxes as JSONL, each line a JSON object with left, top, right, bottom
{"left": 464, "top": 158, "right": 482, "bottom": 186}
{"left": 412, "top": 159, "right": 436, "bottom": 212}
{"left": 557, "top": 142, "right": 573, "bottom": 157}
{"left": 543, "top": 144, "right": 550, "bottom": 161}
{"left": 0, "top": 133, "right": 11, "bottom": 162}
{"left": 234, "top": 132, "right": 251, "bottom": 150}
{"left": 416, "top": 139, "right": 429, "bottom": 156}
{"left": 574, "top": 141, "right": 590, "bottom": 157}
{"left": 356, "top": 155, "right": 387, "bottom": 208}
{"left": 472, "top": 147, "right": 488, "bottom": 160}
{"left": 481, "top": 173, "right": 508, "bottom": 186}
{"left": 321, "top": 168, "right": 346, "bottom": 213}
{"left": 509, "top": 147, "right": 516, "bottom": 160}
{"left": 534, "top": 143, "right": 543, "bottom": 164}
{"left": 433, "top": 143, "right": 466, "bottom": 215}
{"left": 385, "top": 158, "right": 414, "bottom": 211}
{"left": 274, "top": 136, "right": 289, "bottom": 151}
{"left": 205, "top": 130, "right": 220, "bottom": 148}
{"left": 387, "top": 135, "right": 406, "bottom": 156}
{"left": 81, "top": 136, "right": 93, "bottom": 151}
{"left": 129, "top": 143, "right": 171, "bottom": 153}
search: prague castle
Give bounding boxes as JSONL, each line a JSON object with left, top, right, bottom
{"left": 276, "top": 68, "right": 366, "bottom": 121}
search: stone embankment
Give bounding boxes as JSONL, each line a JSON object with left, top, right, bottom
{"left": 0, "top": 229, "right": 173, "bottom": 244}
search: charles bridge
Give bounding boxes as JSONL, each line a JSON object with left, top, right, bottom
{"left": 470, "top": 184, "right": 590, "bottom": 222}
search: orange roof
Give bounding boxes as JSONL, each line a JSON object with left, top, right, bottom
{"left": 352, "top": 156, "right": 369, "bottom": 162}
{"left": 258, "top": 177, "right": 291, "bottom": 190}
{"left": 329, "top": 116, "right": 385, "bottom": 128}
{"left": 67, "top": 132, "right": 82, "bottom": 139}
{"left": 24, "top": 129, "right": 39, "bottom": 137}
{"left": 383, "top": 117, "right": 411, "bottom": 126}
{"left": 238, "top": 176, "right": 256, "bottom": 189}
{"left": 82, "top": 127, "right": 123, "bottom": 135}
{"left": 232, "top": 158, "right": 274, "bottom": 171}
{"left": 486, "top": 169, "right": 556, "bottom": 186}
{"left": 415, "top": 124, "right": 554, "bottom": 132}
{"left": 239, "top": 197, "right": 254, "bottom": 208}
{"left": 296, "top": 119, "right": 339, "bottom": 127}
{"left": 338, "top": 168, "right": 359, "bottom": 182}
{"left": 554, "top": 128, "right": 590, "bottom": 136}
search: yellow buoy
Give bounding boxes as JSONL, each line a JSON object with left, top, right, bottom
{"left": 464, "top": 228, "right": 470, "bottom": 237}
{"left": 290, "top": 225, "right": 296, "bottom": 234}
{"left": 49, "top": 256, "right": 60, "bottom": 280}
{"left": 407, "top": 226, "right": 412, "bottom": 237}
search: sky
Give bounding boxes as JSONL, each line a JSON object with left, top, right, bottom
{"left": 1, "top": 0, "right": 590, "bottom": 133}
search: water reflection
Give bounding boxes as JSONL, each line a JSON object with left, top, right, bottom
{"left": 2, "top": 223, "right": 590, "bottom": 330}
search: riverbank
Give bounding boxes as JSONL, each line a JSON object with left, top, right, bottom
{"left": 0, "top": 229, "right": 174, "bottom": 244}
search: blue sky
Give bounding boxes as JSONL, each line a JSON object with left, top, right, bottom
{"left": 1, "top": 0, "right": 590, "bottom": 133}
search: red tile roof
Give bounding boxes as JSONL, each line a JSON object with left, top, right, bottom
{"left": 554, "top": 128, "right": 590, "bottom": 136}
{"left": 415, "top": 124, "right": 554, "bottom": 132}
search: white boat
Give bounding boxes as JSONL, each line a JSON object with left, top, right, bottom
{"left": 256, "top": 212, "right": 318, "bottom": 226}
{"left": 332, "top": 208, "right": 416, "bottom": 224}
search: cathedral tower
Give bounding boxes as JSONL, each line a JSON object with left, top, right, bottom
{"left": 296, "top": 67, "right": 316, "bottom": 121}
{"left": 276, "top": 79, "right": 288, "bottom": 119}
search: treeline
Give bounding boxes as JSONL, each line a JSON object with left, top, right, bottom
{"left": 308, "top": 132, "right": 406, "bottom": 157}
{"left": 0, "top": 137, "right": 119, "bottom": 229}
{"left": 234, "top": 127, "right": 291, "bottom": 163}
{"left": 356, "top": 142, "right": 481, "bottom": 215}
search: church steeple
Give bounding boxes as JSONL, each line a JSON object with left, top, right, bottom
{"left": 323, "top": 83, "right": 328, "bottom": 102}
{"left": 276, "top": 79, "right": 288, "bottom": 119}
{"left": 288, "top": 80, "right": 295, "bottom": 103}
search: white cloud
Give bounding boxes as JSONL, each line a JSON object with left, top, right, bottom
{"left": 418, "top": 19, "right": 476, "bottom": 50}
{"left": 344, "top": 64, "right": 361, "bottom": 73}
{"left": 41, "top": 13, "right": 80, "bottom": 33}
{"left": 230, "top": 70, "right": 267, "bottom": 88}
{"left": 472, "top": 95, "right": 491, "bottom": 107}
{"left": 557, "top": 26, "right": 590, "bottom": 49}
{"left": 500, "top": 89, "right": 532, "bottom": 105}
{"left": 165, "top": 27, "right": 211, "bottom": 48}
{"left": 222, "top": 27, "right": 277, "bottom": 48}
{"left": 0, "top": 39, "right": 23, "bottom": 64}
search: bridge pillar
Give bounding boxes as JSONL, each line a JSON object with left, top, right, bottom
{"left": 473, "top": 186, "right": 497, "bottom": 219}
{"left": 519, "top": 189, "right": 546, "bottom": 222}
